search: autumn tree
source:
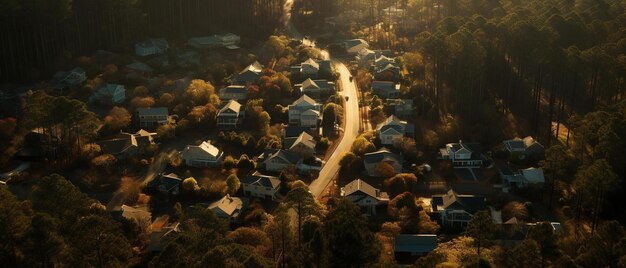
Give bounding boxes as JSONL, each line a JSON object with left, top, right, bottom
{"left": 226, "top": 174, "right": 241, "bottom": 195}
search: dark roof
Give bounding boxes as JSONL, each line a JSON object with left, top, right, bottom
{"left": 241, "top": 171, "right": 280, "bottom": 188}
{"left": 220, "top": 85, "right": 247, "bottom": 95}
{"left": 363, "top": 148, "right": 402, "bottom": 164}
{"left": 394, "top": 235, "right": 437, "bottom": 253}
{"left": 148, "top": 173, "right": 182, "bottom": 193}
{"left": 284, "top": 126, "right": 312, "bottom": 138}
{"left": 268, "top": 149, "right": 301, "bottom": 165}
{"left": 97, "top": 138, "right": 135, "bottom": 155}
{"left": 431, "top": 189, "right": 486, "bottom": 214}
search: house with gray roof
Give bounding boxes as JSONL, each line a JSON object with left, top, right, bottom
{"left": 385, "top": 99, "right": 414, "bottom": 118}
{"left": 181, "top": 140, "right": 224, "bottom": 167}
{"left": 90, "top": 84, "right": 126, "bottom": 105}
{"left": 51, "top": 68, "right": 86, "bottom": 90}
{"left": 97, "top": 129, "right": 156, "bottom": 159}
{"left": 341, "top": 179, "right": 389, "bottom": 215}
{"left": 503, "top": 136, "right": 545, "bottom": 160}
{"left": 241, "top": 171, "right": 281, "bottom": 200}
{"left": 500, "top": 167, "right": 545, "bottom": 191}
{"left": 430, "top": 189, "right": 487, "bottom": 227}
{"left": 375, "top": 115, "right": 408, "bottom": 145}
{"left": 371, "top": 81, "right": 400, "bottom": 99}
{"left": 217, "top": 100, "right": 243, "bottom": 129}
{"left": 135, "top": 38, "right": 168, "bottom": 56}
{"left": 342, "top": 39, "right": 369, "bottom": 54}
{"left": 231, "top": 61, "right": 263, "bottom": 85}
{"left": 363, "top": 148, "right": 403, "bottom": 177}
{"left": 440, "top": 141, "right": 484, "bottom": 168}
{"left": 288, "top": 94, "right": 322, "bottom": 129}
{"left": 258, "top": 149, "right": 302, "bottom": 173}
{"left": 207, "top": 195, "right": 243, "bottom": 220}
{"left": 295, "top": 79, "right": 336, "bottom": 100}
{"left": 147, "top": 173, "right": 182, "bottom": 197}
{"left": 284, "top": 131, "right": 316, "bottom": 159}
{"left": 218, "top": 85, "right": 248, "bottom": 102}
{"left": 290, "top": 58, "right": 332, "bottom": 80}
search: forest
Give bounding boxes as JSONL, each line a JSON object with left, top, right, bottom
{"left": 0, "top": 0, "right": 285, "bottom": 82}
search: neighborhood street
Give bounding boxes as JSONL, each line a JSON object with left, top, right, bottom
{"left": 309, "top": 61, "right": 360, "bottom": 198}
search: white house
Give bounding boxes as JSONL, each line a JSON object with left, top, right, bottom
{"left": 207, "top": 195, "right": 243, "bottom": 220}
{"left": 284, "top": 131, "right": 316, "bottom": 159}
{"left": 181, "top": 140, "right": 224, "bottom": 167}
{"left": 363, "top": 148, "right": 403, "bottom": 177}
{"left": 241, "top": 171, "right": 281, "bottom": 200}
{"left": 440, "top": 141, "right": 483, "bottom": 168}
{"left": 296, "top": 79, "right": 335, "bottom": 100}
{"left": 232, "top": 61, "right": 263, "bottom": 85}
{"left": 89, "top": 84, "right": 126, "bottom": 105}
{"left": 376, "top": 115, "right": 408, "bottom": 145}
{"left": 135, "top": 38, "right": 169, "bottom": 56}
{"left": 218, "top": 85, "right": 248, "bottom": 102}
{"left": 288, "top": 95, "right": 322, "bottom": 128}
{"left": 259, "top": 149, "right": 301, "bottom": 173}
{"left": 430, "top": 189, "right": 487, "bottom": 227}
{"left": 217, "top": 100, "right": 243, "bottom": 129}
{"left": 341, "top": 179, "right": 389, "bottom": 215}
{"left": 137, "top": 107, "right": 169, "bottom": 128}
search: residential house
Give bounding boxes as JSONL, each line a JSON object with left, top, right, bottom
{"left": 373, "top": 55, "right": 396, "bottom": 70}
{"left": 241, "top": 171, "right": 281, "bottom": 200}
{"left": 284, "top": 131, "right": 316, "bottom": 159}
{"left": 135, "top": 38, "right": 168, "bottom": 56}
{"left": 147, "top": 173, "right": 182, "bottom": 196}
{"left": 430, "top": 189, "right": 487, "bottom": 227}
{"left": 148, "top": 221, "right": 180, "bottom": 252}
{"left": 114, "top": 205, "right": 151, "bottom": 231}
{"left": 89, "top": 84, "right": 126, "bottom": 105}
{"left": 126, "top": 61, "right": 153, "bottom": 78}
{"left": 282, "top": 126, "right": 315, "bottom": 139}
{"left": 356, "top": 48, "right": 376, "bottom": 63}
{"left": 181, "top": 140, "right": 224, "bottom": 167}
{"left": 231, "top": 61, "right": 263, "bottom": 85}
{"left": 376, "top": 115, "right": 408, "bottom": 145}
{"left": 176, "top": 50, "right": 201, "bottom": 68}
{"left": 188, "top": 33, "right": 240, "bottom": 49}
{"left": 385, "top": 99, "right": 414, "bottom": 118}
{"left": 295, "top": 79, "right": 335, "bottom": 100}
{"left": 503, "top": 136, "right": 545, "bottom": 160}
{"left": 288, "top": 95, "right": 322, "bottom": 128}
{"left": 258, "top": 149, "right": 301, "bottom": 173}
{"left": 137, "top": 107, "right": 169, "bottom": 128}
{"left": 371, "top": 81, "right": 400, "bottom": 99}
{"left": 341, "top": 179, "right": 389, "bottom": 215}
{"left": 97, "top": 130, "right": 157, "bottom": 159}
{"left": 207, "top": 195, "right": 243, "bottom": 220}
{"left": 499, "top": 167, "right": 545, "bottom": 190}
{"left": 342, "top": 39, "right": 369, "bottom": 55}
{"left": 217, "top": 100, "right": 243, "bottom": 129}
{"left": 394, "top": 234, "right": 437, "bottom": 264}
{"left": 363, "top": 148, "right": 403, "bottom": 177}
{"left": 499, "top": 218, "right": 562, "bottom": 247}
{"left": 374, "top": 63, "right": 402, "bottom": 81}
{"left": 440, "top": 141, "right": 483, "bottom": 168}
{"left": 51, "top": 68, "right": 86, "bottom": 90}
{"left": 219, "top": 85, "right": 248, "bottom": 102}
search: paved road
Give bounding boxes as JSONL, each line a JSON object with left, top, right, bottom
{"left": 309, "top": 61, "right": 361, "bottom": 198}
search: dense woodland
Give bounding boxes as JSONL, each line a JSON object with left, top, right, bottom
{"left": 0, "top": 0, "right": 285, "bottom": 82}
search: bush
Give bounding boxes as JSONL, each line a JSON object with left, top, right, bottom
{"left": 384, "top": 173, "right": 418, "bottom": 198}
{"left": 223, "top": 155, "right": 238, "bottom": 170}
{"left": 182, "top": 177, "right": 200, "bottom": 192}
{"left": 317, "top": 137, "right": 330, "bottom": 151}
{"left": 226, "top": 174, "right": 241, "bottom": 195}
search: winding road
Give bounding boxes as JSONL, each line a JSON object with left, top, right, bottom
{"left": 309, "top": 61, "right": 361, "bottom": 198}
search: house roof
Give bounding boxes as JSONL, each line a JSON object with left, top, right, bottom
{"left": 182, "top": 140, "right": 222, "bottom": 159}
{"left": 265, "top": 149, "right": 301, "bottom": 165}
{"left": 241, "top": 61, "right": 263, "bottom": 74}
{"left": 521, "top": 167, "right": 545, "bottom": 183}
{"left": 287, "top": 132, "right": 316, "bottom": 150}
{"left": 292, "top": 94, "right": 318, "bottom": 107}
{"left": 241, "top": 171, "right": 281, "bottom": 189}
{"left": 208, "top": 195, "right": 242, "bottom": 217}
{"left": 301, "top": 79, "right": 335, "bottom": 91}
{"left": 363, "top": 148, "right": 402, "bottom": 164}
{"left": 371, "top": 81, "right": 399, "bottom": 94}
{"left": 283, "top": 126, "right": 312, "bottom": 138}
{"left": 148, "top": 173, "right": 182, "bottom": 193}
{"left": 302, "top": 58, "right": 320, "bottom": 70}
{"left": 120, "top": 205, "right": 151, "bottom": 224}
{"left": 302, "top": 78, "right": 320, "bottom": 89}
{"left": 127, "top": 61, "right": 153, "bottom": 72}
{"left": 394, "top": 234, "right": 437, "bottom": 253}
{"left": 138, "top": 107, "right": 168, "bottom": 116}
{"left": 219, "top": 99, "right": 242, "bottom": 114}
{"left": 341, "top": 179, "right": 387, "bottom": 201}
{"left": 523, "top": 136, "right": 544, "bottom": 151}
{"left": 219, "top": 85, "right": 247, "bottom": 95}
{"left": 97, "top": 136, "right": 137, "bottom": 155}
{"left": 377, "top": 63, "right": 401, "bottom": 73}
{"left": 432, "top": 189, "right": 486, "bottom": 213}
{"left": 504, "top": 138, "right": 526, "bottom": 151}
{"left": 376, "top": 115, "right": 407, "bottom": 134}
{"left": 343, "top": 39, "right": 368, "bottom": 49}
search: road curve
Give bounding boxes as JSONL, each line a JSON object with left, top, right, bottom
{"left": 309, "top": 61, "right": 361, "bottom": 198}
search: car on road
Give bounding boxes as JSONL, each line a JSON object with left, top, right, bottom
{"left": 344, "top": 96, "right": 349, "bottom": 101}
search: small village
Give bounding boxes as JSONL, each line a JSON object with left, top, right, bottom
{"left": 1, "top": 1, "right": 625, "bottom": 267}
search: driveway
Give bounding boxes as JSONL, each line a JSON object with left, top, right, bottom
{"left": 309, "top": 61, "right": 360, "bottom": 198}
